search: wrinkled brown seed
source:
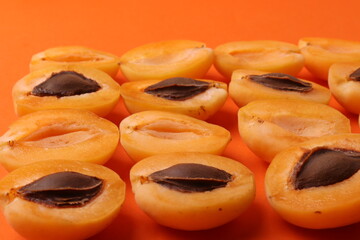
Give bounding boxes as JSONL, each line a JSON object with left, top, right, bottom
{"left": 349, "top": 68, "right": 360, "bottom": 81}
{"left": 148, "top": 163, "right": 233, "bottom": 193}
{"left": 31, "top": 71, "right": 101, "bottom": 98}
{"left": 16, "top": 171, "right": 103, "bottom": 207}
{"left": 144, "top": 77, "right": 210, "bottom": 101}
{"left": 248, "top": 73, "right": 313, "bottom": 92}
{"left": 294, "top": 148, "right": 360, "bottom": 190}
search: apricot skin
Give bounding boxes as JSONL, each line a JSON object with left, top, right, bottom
{"left": 229, "top": 69, "right": 331, "bottom": 107}
{"left": 0, "top": 109, "right": 119, "bottom": 171}
{"left": 120, "top": 78, "right": 228, "bottom": 120}
{"left": 299, "top": 37, "right": 360, "bottom": 81}
{"left": 119, "top": 110, "right": 231, "bottom": 161}
{"left": 238, "top": 99, "right": 351, "bottom": 162}
{"left": 214, "top": 40, "right": 304, "bottom": 80}
{"left": 130, "top": 152, "right": 255, "bottom": 230}
{"left": 119, "top": 40, "right": 214, "bottom": 81}
{"left": 30, "top": 46, "right": 121, "bottom": 78}
{"left": 265, "top": 134, "right": 360, "bottom": 229}
{"left": 13, "top": 65, "right": 121, "bottom": 117}
{"left": 0, "top": 160, "right": 125, "bottom": 240}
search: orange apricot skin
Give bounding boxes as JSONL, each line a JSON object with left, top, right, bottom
{"left": 119, "top": 40, "right": 214, "bottom": 81}
{"left": 265, "top": 134, "right": 360, "bottom": 229}
{"left": 13, "top": 65, "right": 121, "bottom": 117}
{"left": 0, "top": 109, "right": 119, "bottom": 171}
{"left": 30, "top": 46, "right": 121, "bottom": 78}
{"left": 238, "top": 99, "right": 351, "bottom": 162}
{"left": 119, "top": 110, "right": 231, "bottom": 161}
{"left": 229, "top": 69, "right": 331, "bottom": 107}
{"left": 299, "top": 37, "right": 360, "bottom": 81}
{"left": 328, "top": 63, "right": 360, "bottom": 114}
{"left": 120, "top": 79, "right": 227, "bottom": 120}
{"left": 130, "top": 152, "right": 255, "bottom": 230}
{"left": 214, "top": 40, "right": 304, "bottom": 80}
{"left": 0, "top": 160, "right": 125, "bottom": 240}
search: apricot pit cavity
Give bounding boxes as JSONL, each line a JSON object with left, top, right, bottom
{"left": 349, "top": 68, "right": 360, "bottom": 81}
{"left": 148, "top": 163, "right": 233, "bottom": 193}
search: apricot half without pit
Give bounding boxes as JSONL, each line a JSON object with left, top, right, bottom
{"left": 0, "top": 160, "right": 125, "bottom": 240}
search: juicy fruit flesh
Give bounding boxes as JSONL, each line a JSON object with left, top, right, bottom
{"left": 230, "top": 49, "right": 299, "bottom": 62}
{"left": 45, "top": 54, "right": 104, "bottom": 62}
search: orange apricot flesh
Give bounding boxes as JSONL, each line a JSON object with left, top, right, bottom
{"left": 265, "top": 134, "right": 360, "bottom": 229}
{"left": 12, "top": 65, "right": 121, "bottom": 117}
{"left": 30, "top": 46, "right": 121, "bottom": 78}
{"left": 130, "top": 152, "right": 255, "bottom": 230}
{"left": 0, "top": 160, "right": 125, "bottom": 240}
{"left": 0, "top": 109, "right": 119, "bottom": 171}
{"left": 119, "top": 110, "right": 231, "bottom": 161}
{"left": 119, "top": 40, "right": 214, "bottom": 81}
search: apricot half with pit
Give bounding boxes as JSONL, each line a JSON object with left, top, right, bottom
{"left": 238, "top": 99, "right": 351, "bottom": 162}
{"left": 229, "top": 69, "right": 331, "bottom": 107}
{"left": 0, "top": 160, "right": 125, "bottom": 240}
{"left": 30, "top": 46, "right": 121, "bottom": 78}
{"left": 13, "top": 65, "right": 121, "bottom": 117}
{"left": 265, "top": 133, "right": 360, "bottom": 229}
{"left": 328, "top": 62, "right": 360, "bottom": 114}
{"left": 299, "top": 37, "right": 360, "bottom": 81}
{"left": 214, "top": 40, "right": 304, "bottom": 80}
{"left": 120, "top": 77, "right": 228, "bottom": 120}
{"left": 130, "top": 152, "right": 255, "bottom": 230}
{"left": 119, "top": 40, "right": 214, "bottom": 81}
{"left": 119, "top": 110, "right": 231, "bottom": 161}
{"left": 0, "top": 109, "right": 119, "bottom": 171}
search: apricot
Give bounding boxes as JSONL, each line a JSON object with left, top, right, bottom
{"left": 0, "top": 109, "right": 119, "bottom": 171}
{"left": 30, "top": 46, "right": 121, "bottom": 78}
{"left": 328, "top": 62, "right": 360, "bottom": 114}
{"left": 120, "top": 77, "right": 228, "bottom": 120}
{"left": 12, "top": 65, "right": 121, "bottom": 117}
{"left": 298, "top": 37, "right": 360, "bottom": 80}
{"left": 265, "top": 133, "right": 360, "bottom": 229}
{"left": 214, "top": 40, "right": 304, "bottom": 80}
{"left": 0, "top": 160, "right": 125, "bottom": 240}
{"left": 238, "top": 99, "right": 351, "bottom": 162}
{"left": 130, "top": 152, "right": 255, "bottom": 230}
{"left": 119, "top": 40, "right": 214, "bottom": 81}
{"left": 119, "top": 110, "right": 231, "bottom": 161}
{"left": 229, "top": 69, "right": 331, "bottom": 107}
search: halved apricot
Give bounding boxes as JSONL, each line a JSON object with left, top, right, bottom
{"left": 238, "top": 99, "right": 351, "bottom": 162}
{"left": 265, "top": 133, "right": 360, "bottom": 229}
{"left": 328, "top": 62, "right": 360, "bottom": 114}
{"left": 120, "top": 77, "right": 227, "bottom": 120}
{"left": 298, "top": 37, "right": 360, "bottom": 80}
{"left": 0, "top": 109, "right": 119, "bottom": 171}
{"left": 119, "top": 40, "right": 214, "bottom": 81}
{"left": 30, "top": 46, "right": 121, "bottom": 78}
{"left": 130, "top": 152, "right": 255, "bottom": 230}
{"left": 0, "top": 160, "right": 125, "bottom": 240}
{"left": 119, "top": 111, "right": 231, "bottom": 161}
{"left": 229, "top": 69, "right": 331, "bottom": 107}
{"left": 214, "top": 40, "right": 304, "bottom": 80}
{"left": 13, "top": 65, "right": 121, "bottom": 117}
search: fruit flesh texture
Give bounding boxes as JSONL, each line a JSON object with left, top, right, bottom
{"left": 30, "top": 46, "right": 121, "bottom": 78}
{"left": 119, "top": 110, "right": 231, "bottom": 161}
{"left": 0, "top": 109, "right": 119, "bottom": 171}
{"left": 130, "top": 152, "right": 255, "bottom": 230}
{"left": 238, "top": 99, "right": 351, "bottom": 162}
{"left": 12, "top": 65, "right": 121, "bottom": 117}
{"left": 265, "top": 134, "right": 360, "bottom": 229}
{"left": 0, "top": 160, "right": 125, "bottom": 240}
{"left": 299, "top": 37, "right": 360, "bottom": 81}
{"left": 120, "top": 78, "right": 228, "bottom": 120}
{"left": 214, "top": 40, "right": 304, "bottom": 80}
{"left": 119, "top": 40, "right": 214, "bottom": 81}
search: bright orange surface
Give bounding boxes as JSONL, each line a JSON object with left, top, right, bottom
{"left": 1, "top": 1, "right": 360, "bottom": 239}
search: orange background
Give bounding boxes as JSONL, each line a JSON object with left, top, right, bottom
{"left": 1, "top": 0, "right": 360, "bottom": 239}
